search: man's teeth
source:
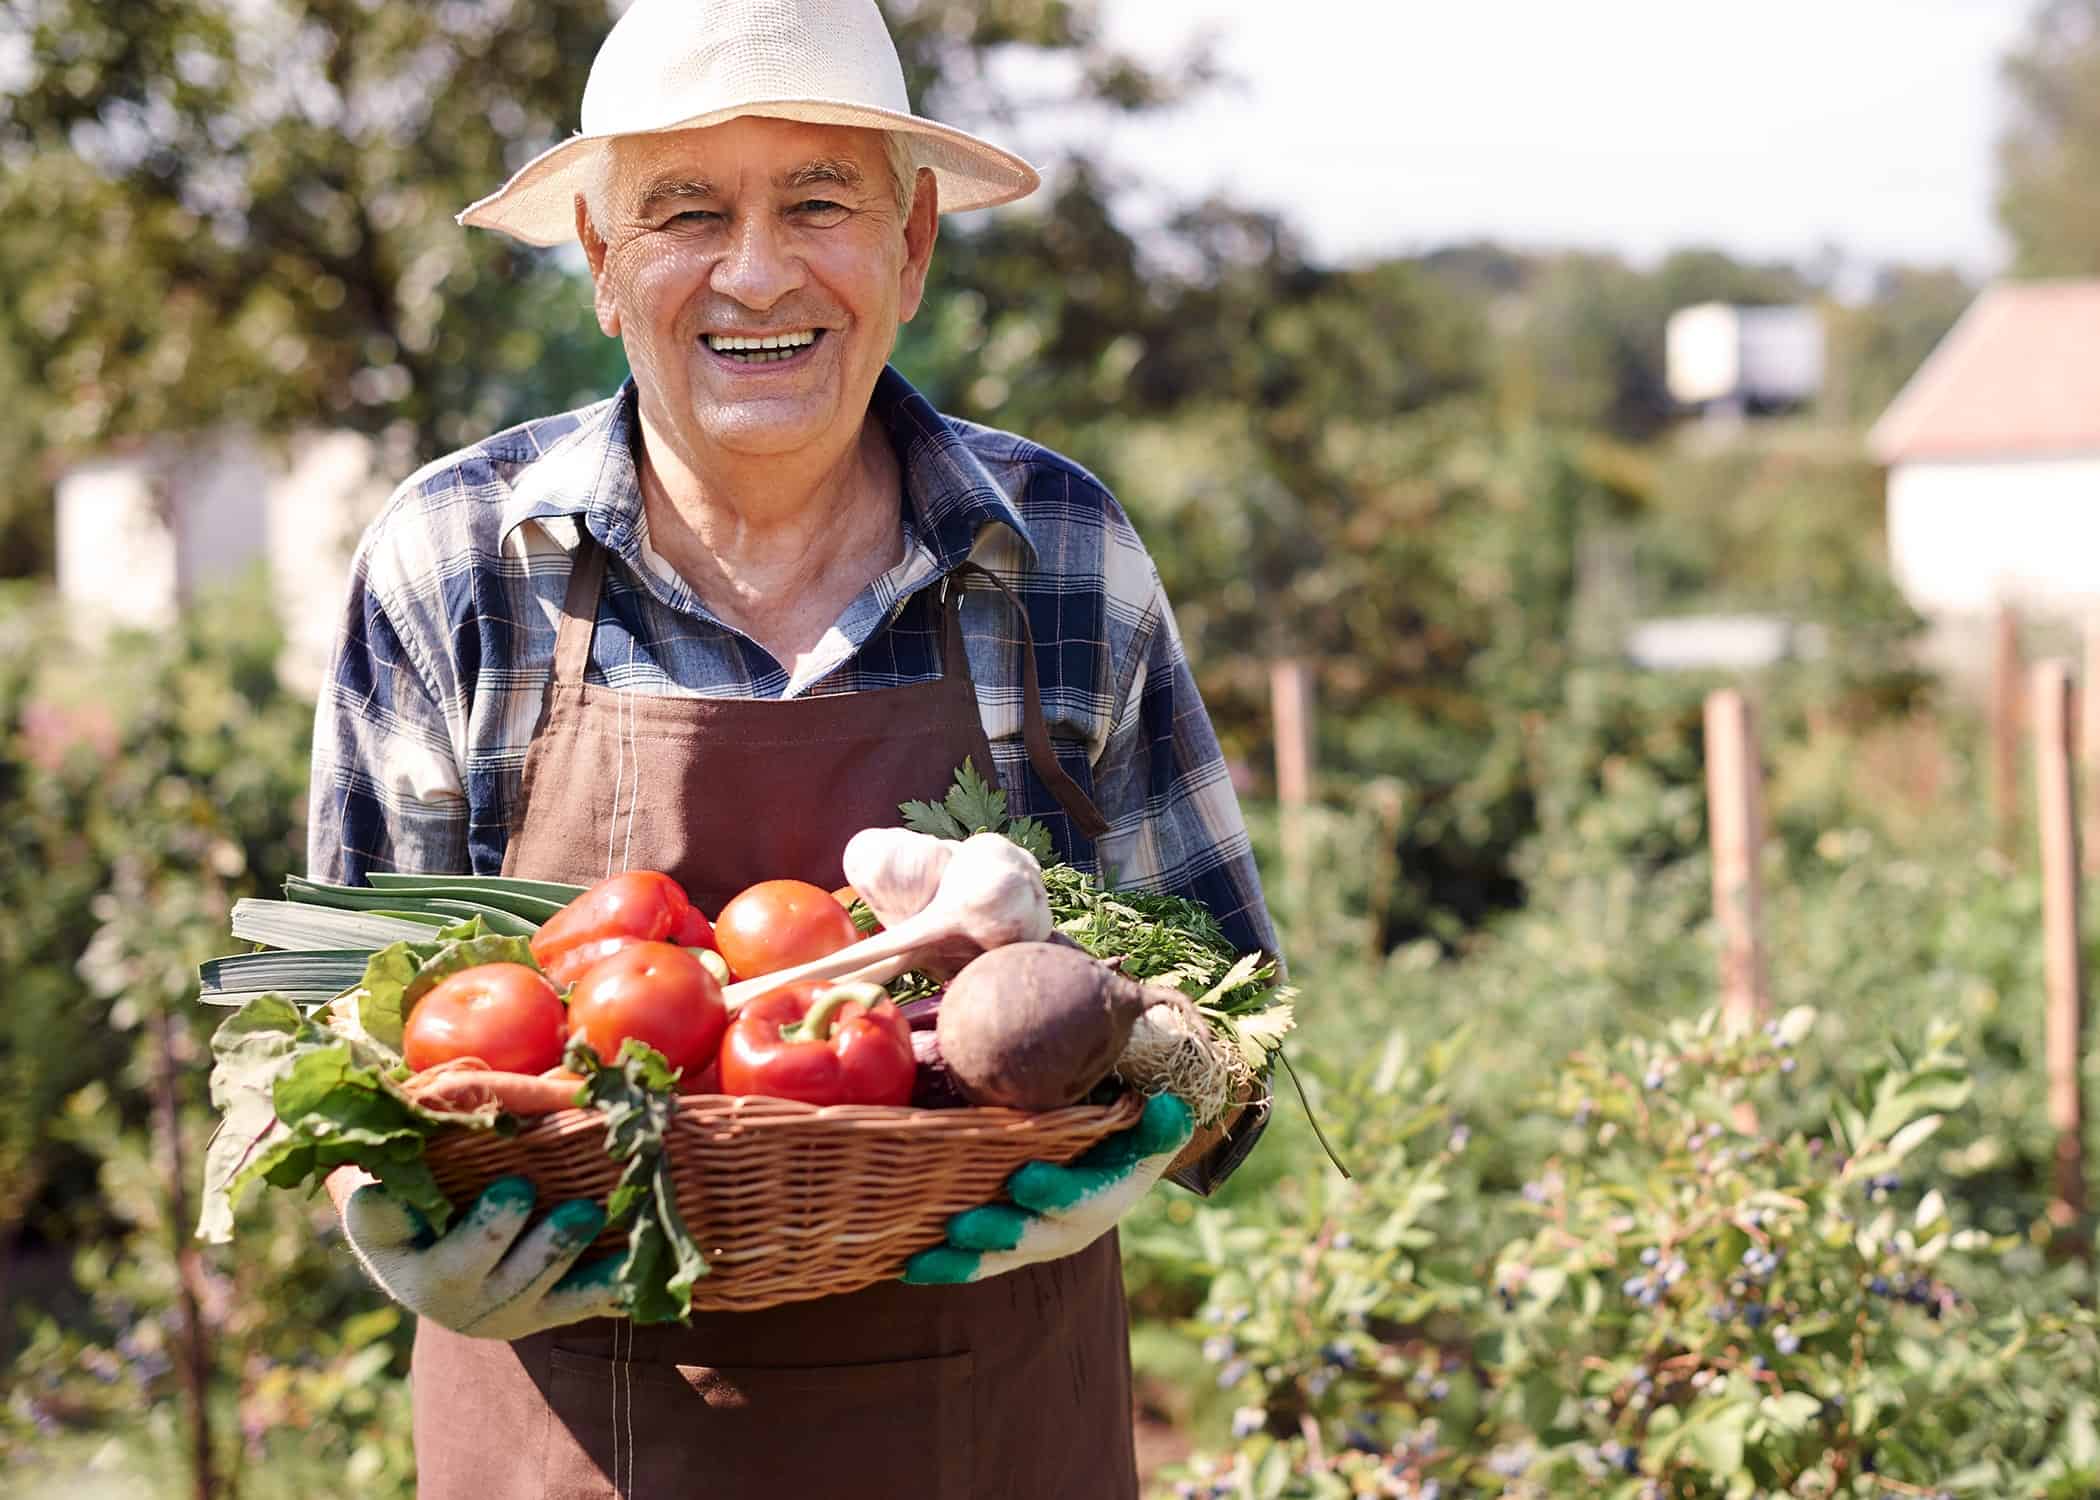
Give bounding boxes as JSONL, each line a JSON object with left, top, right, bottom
{"left": 706, "top": 330, "right": 819, "bottom": 362}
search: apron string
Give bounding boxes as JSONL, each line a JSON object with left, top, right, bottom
{"left": 551, "top": 532, "right": 611, "bottom": 686}
{"left": 947, "top": 562, "right": 1112, "bottom": 841}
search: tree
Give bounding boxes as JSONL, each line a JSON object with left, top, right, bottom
{"left": 1998, "top": 0, "right": 2100, "bottom": 276}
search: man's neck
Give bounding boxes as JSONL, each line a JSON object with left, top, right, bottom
{"left": 632, "top": 409, "right": 908, "bottom": 674}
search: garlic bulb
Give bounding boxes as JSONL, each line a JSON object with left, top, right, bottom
{"left": 841, "top": 826, "right": 955, "bottom": 929}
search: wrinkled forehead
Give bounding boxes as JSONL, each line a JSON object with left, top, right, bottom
{"left": 593, "top": 116, "right": 894, "bottom": 213}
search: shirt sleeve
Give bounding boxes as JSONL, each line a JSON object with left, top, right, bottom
{"left": 1089, "top": 566, "right": 1282, "bottom": 963}
{"left": 305, "top": 523, "right": 471, "bottom": 885}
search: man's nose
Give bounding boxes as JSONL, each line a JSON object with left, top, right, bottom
{"left": 711, "top": 213, "right": 803, "bottom": 310}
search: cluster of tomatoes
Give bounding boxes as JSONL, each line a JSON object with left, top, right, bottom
{"left": 400, "top": 871, "right": 916, "bottom": 1107}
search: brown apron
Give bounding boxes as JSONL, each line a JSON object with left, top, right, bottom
{"left": 410, "top": 537, "right": 1136, "bottom": 1500}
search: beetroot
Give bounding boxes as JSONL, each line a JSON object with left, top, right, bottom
{"left": 934, "top": 941, "right": 1154, "bottom": 1111}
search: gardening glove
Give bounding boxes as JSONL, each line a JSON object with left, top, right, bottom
{"left": 901, "top": 1092, "right": 1194, "bottom": 1285}
{"left": 341, "top": 1174, "right": 625, "bottom": 1340}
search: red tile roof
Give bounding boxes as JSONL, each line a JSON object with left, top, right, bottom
{"left": 1868, "top": 279, "right": 2100, "bottom": 463}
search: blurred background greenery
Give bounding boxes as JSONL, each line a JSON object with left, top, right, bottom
{"left": 7, "top": 0, "right": 2100, "bottom": 1495}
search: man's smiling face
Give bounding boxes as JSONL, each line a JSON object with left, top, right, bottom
{"left": 578, "top": 116, "right": 936, "bottom": 472}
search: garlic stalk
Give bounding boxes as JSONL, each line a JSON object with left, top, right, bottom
{"left": 724, "top": 831, "right": 1050, "bottom": 1009}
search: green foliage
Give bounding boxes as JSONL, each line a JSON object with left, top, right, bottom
{"left": 899, "top": 755, "right": 1055, "bottom": 865}
{"left": 1141, "top": 1005, "right": 2100, "bottom": 1500}
{"left": 1997, "top": 0, "right": 2100, "bottom": 276}
{"left": 0, "top": 578, "right": 407, "bottom": 1487}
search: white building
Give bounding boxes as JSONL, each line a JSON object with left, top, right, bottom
{"left": 1666, "top": 302, "right": 1825, "bottom": 412}
{"left": 55, "top": 428, "right": 395, "bottom": 693}
{"left": 1869, "top": 280, "right": 2100, "bottom": 620}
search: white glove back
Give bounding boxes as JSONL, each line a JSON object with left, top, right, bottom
{"left": 341, "top": 1175, "right": 624, "bottom": 1340}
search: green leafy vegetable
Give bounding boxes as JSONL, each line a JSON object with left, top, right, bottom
{"left": 901, "top": 757, "right": 1056, "bottom": 866}
{"left": 198, "top": 949, "right": 374, "bottom": 1007}
{"left": 284, "top": 873, "right": 567, "bottom": 924}
{"left": 197, "top": 993, "right": 503, "bottom": 1244}
{"left": 566, "top": 1036, "right": 709, "bottom": 1324}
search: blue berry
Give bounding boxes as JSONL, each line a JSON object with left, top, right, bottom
{"left": 1640, "top": 1247, "right": 1661, "bottom": 1267}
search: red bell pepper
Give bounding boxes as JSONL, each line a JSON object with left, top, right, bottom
{"left": 531, "top": 871, "right": 716, "bottom": 987}
{"left": 718, "top": 982, "right": 915, "bottom": 1107}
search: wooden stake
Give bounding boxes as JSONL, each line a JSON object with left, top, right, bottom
{"left": 1271, "top": 658, "right": 1316, "bottom": 907}
{"left": 2033, "top": 660, "right": 2089, "bottom": 1245}
{"left": 1993, "top": 602, "right": 2024, "bottom": 857}
{"left": 1704, "top": 690, "right": 1771, "bottom": 1037}
{"left": 2082, "top": 616, "right": 2100, "bottom": 876}
{"left": 1271, "top": 658, "right": 1315, "bottom": 809}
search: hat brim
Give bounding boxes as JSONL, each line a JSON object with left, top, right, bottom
{"left": 458, "top": 100, "right": 1039, "bottom": 247}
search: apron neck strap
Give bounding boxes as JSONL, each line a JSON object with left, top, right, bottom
{"left": 552, "top": 533, "right": 611, "bottom": 686}
{"left": 948, "top": 562, "right": 1112, "bottom": 841}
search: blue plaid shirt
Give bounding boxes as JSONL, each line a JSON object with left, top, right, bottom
{"left": 308, "top": 366, "right": 1278, "bottom": 959}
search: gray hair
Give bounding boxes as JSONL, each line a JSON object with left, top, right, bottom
{"left": 881, "top": 130, "right": 920, "bottom": 219}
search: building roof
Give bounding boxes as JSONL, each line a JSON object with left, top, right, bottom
{"left": 1868, "top": 278, "right": 2100, "bottom": 464}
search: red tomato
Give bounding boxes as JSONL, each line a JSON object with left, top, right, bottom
{"left": 530, "top": 871, "right": 693, "bottom": 972}
{"left": 712, "top": 879, "right": 861, "bottom": 981}
{"left": 402, "top": 963, "right": 566, "bottom": 1075}
{"left": 565, "top": 941, "right": 728, "bottom": 1076}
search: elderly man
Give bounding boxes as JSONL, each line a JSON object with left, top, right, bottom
{"left": 308, "top": 1, "right": 1277, "bottom": 1495}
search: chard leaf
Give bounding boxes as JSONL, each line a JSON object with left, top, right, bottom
{"left": 355, "top": 940, "right": 440, "bottom": 1052}
{"left": 569, "top": 1037, "right": 708, "bottom": 1323}
{"left": 198, "top": 990, "right": 503, "bottom": 1244}
{"left": 198, "top": 994, "right": 307, "bottom": 1243}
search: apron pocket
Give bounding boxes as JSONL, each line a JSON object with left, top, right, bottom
{"left": 545, "top": 1346, "right": 975, "bottom": 1500}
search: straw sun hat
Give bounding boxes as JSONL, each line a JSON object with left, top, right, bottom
{"left": 458, "top": 0, "right": 1040, "bottom": 247}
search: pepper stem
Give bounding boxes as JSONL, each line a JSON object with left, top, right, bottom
{"left": 778, "top": 981, "right": 885, "bottom": 1044}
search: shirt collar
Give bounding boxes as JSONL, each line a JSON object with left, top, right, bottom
{"left": 497, "top": 367, "right": 1038, "bottom": 572}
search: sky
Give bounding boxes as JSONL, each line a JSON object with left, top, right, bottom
{"left": 1069, "top": 0, "right": 2035, "bottom": 277}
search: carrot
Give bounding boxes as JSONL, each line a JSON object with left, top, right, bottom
{"left": 403, "top": 1058, "right": 587, "bottom": 1116}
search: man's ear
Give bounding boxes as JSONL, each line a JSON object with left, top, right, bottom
{"left": 896, "top": 167, "right": 939, "bottom": 324}
{"left": 575, "top": 193, "right": 620, "bottom": 338}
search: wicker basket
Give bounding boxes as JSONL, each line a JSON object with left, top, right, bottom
{"left": 424, "top": 1091, "right": 1144, "bottom": 1313}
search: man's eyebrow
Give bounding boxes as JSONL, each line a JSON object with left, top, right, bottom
{"left": 777, "top": 158, "right": 866, "bottom": 194}
{"left": 634, "top": 175, "right": 717, "bottom": 213}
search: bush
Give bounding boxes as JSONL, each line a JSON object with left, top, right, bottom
{"left": 1145, "top": 1011, "right": 2100, "bottom": 1499}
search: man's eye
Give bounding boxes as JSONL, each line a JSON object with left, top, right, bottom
{"left": 669, "top": 209, "right": 721, "bottom": 225}
{"left": 795, "top": 200, "right": 848, "bottom": 219}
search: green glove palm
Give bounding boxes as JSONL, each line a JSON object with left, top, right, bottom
{"left": 342, "top": 1175, "right": 624, "bottom": 1340}
{"left": 902, "top": 1092, "right": 1194, "bottom": 1286}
